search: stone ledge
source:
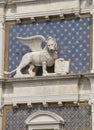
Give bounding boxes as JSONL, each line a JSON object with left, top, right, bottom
{"left": 1, "top": 73, "right": 91, "bottom": 106}
{"left": 4, "top": 74, "right": 82, "bottom": 83}
{"left": 85, "top": 73, "right": 94, "bottom": 78}
{"left": 0, "top": 73, "right": 94, "bottom": 83}
{"left": 8, "top": 0, "right": 43, "bottom": 4}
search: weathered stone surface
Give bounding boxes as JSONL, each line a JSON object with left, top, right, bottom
{"left": 55, "top": 58, "right": 70, "bottom": 74}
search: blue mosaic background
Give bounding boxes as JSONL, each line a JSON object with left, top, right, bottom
{"left": 5, "top": 105, "right": 91, "bottom": 130}
{"left": 8, "top": 17, "right": 91, "bottom": 75}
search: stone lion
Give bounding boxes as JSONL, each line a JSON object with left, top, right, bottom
{"left": 4, "top": 35, "right": 58, "bottom": 77}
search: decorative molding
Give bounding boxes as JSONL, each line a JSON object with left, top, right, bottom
{"left": 0, "top": 16, "right": 5, "bottom": 30}
{"left": 4, "top": 74, "right": 82, "bottom": 82}
{"left": 6, "top": 8, "right": 80, "bottom": 21}
{"left": 0, "top": 0, "right": 91, "bottom": 21}
{"left": 44, "top": 16, "right": 49, "bottom": 21}
{"left": 27, "top": 102, "right": 33, "bottom": 108}
{"left": 88, "top": 99, "right": 94, "bottom": 105}
{"left": 3, "top": 94, "right": 79, "bottom": 105}
{"left": 0, "top": 0, "right": 6, "bottom": 5}
{"left": 73, "top": 101, "right": 79, "bottom": 106}
{"left": 25, "top": 110, "right": 65, "bottom": 130}
{"left": 5, "top": 8, "right": 92, "bottom": 21}
{"left": 25, "top": 110, "right": 65, "bottom": 124}
{"left": 2, "top": 74, "right": 91, "bottom": 106}
{"left": 58, "top": 101, "right": 63, "bottom": 106}
{"left": 59, "top": 14, "right": 64, "bottom": 20}
{"left": 79, "top": 94, "right": 90, "bottom": 101}
{"left": 30, "top": 17, "right": 35, "bottom": 22}
{"left": 0, "top": 16, "right": 5, "bottom": 79}
{"left": 8, "top": 0, "right": 42, "bottom": 4}
{"left": 42, "top": 102, "right": 48, "bottom": 107}
{"left": 15, "top": 18, "right": 21, "bottom": 24}
{"left": 3, "top": 93, "right": 91, "bottom": 106}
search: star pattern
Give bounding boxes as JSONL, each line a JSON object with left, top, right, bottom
{"left": 8, "top": 17, "right": 91, "bottom": 75}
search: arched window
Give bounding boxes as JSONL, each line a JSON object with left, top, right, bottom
{"left": 25, "top": 110, "right": 65, "bottom": 130}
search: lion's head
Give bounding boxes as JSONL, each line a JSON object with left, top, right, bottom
{"left": 46, "top": 36, "right": 58, "bottom": 52}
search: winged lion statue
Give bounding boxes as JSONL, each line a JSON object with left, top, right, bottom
{"left": 5, "top": 35, "right": 58, "bottom": 77}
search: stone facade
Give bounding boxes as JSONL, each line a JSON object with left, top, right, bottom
{"left": 0, "top": 0, "right": 94, "bottom": 130}
{"left": 5, "top": 104, "right": 91, "bottom": 130}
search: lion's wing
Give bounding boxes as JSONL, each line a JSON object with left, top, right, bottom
{"left": 16, "top": 35, "right": 46, "bottom": 52}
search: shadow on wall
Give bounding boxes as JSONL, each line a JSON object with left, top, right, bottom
{"left": 78, "top": 77, "right": 91, "bottom": 100}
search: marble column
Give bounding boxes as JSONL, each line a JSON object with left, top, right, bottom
{"left": 0, "top": 16, "right": 5, "bottom": 78}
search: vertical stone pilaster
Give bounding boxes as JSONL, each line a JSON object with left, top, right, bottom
{"left": 0, "top": 2, "right": 6, "bottom": 130}
{"left": 88, "top": 99, "right": 94, "bottom": 130}
{"left": 0, "top": 83, "right": 3, "bottom": 130}
{"left": 91, "top": 103, "right": 94, "bottom": 130}
{"left": 0, "top": 110, "right": 2, "bottom": 130}
{"left": 93, "top": 0, "right": 94, "bottom": 5}
{"left": 88, "top": 76, "right": 94, "bottom": 130}
{"left": 0, "top": 16, "right": 5, "bottom": 78}
{"left": 92, "top": 15, "right": 94, "bottom": 72}
{"left": 78, "top": 0, "right": 80, "bottom": 8}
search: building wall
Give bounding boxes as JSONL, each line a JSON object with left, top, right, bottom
{"left": 4, "top": 104, "right": 91, "bottom": 130}
{"left": 0, "top": 0, "right": 94, "bottom": 130}
{"left": 6, "top": 15, "right": 91, "bottom": 76}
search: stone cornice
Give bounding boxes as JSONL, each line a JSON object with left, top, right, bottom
{"left": 6, "top": 8, "right": 80, "bottom": 21}
{"left": 5, "top": 8, "right": 92, "bottom": 21}
{"left": 0, "top": 0, "right": 6, "bottom": 6}
{"left": 4, "top": 0, "right": 93, "bottom": 21}
{"left": 7, "top": 0, "right": 46, "bottom": 5}
{"left": 85, "top": 73, "right": 94, "bottom": 78}
{"left": 1, "top": 73, "right": 94, "bottom": 83}
{"left": 1, "top": 73, "right": 91, "bottom": 106}
{"left": 4, "top": 74, "right": 82, "bottom": 83}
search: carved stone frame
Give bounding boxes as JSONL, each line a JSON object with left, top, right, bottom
{"left": 25, "top": 110, "right": 65, "bottom": 130}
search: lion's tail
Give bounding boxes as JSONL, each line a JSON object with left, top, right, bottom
{"left": 4, "top": 69, "right": 17, "bottom": 75}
